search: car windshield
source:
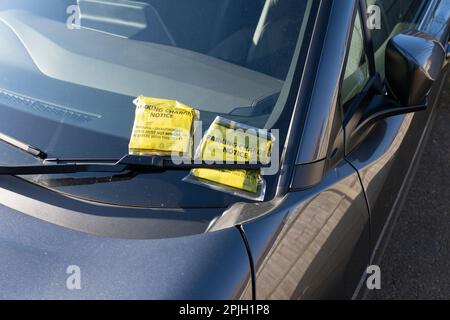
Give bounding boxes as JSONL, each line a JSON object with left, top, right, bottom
{"left": 0, "top": 0, "right": 315, "bottom": 208}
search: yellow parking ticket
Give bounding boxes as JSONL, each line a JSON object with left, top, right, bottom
{"left": 129, "top": 96, "right": 199, "bottom": 157}
{"left": 190, "top": 168, "right": 260, "bottom": 194}
{"left": 184, "top": 116, "right": 273, "bottom": 200}
{"left": 199, "top": 120, "right": 272, "bottom": 164}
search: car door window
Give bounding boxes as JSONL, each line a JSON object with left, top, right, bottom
{"left": 366, "top": 0, "right": 427, "bottom": 79}
{"left": 341, "top": 11, "right": 370, "bottom": 109}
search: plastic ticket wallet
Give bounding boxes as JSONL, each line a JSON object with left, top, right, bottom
{"left": 184, "top": 117, "right": 274, "bottom": 201}
{"left": 129, "top": 96, "right": 200, "bottom": 157}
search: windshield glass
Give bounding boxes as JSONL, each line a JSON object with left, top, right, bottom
{"left": 0, "top": 0, "right": 315, "bottom": 208}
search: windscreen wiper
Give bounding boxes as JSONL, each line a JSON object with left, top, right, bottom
{"left": 0, "top": 133, "right": 269, "bottom": 176}
{"left": 0, "top": 154, "right": 268, "bottom": 176}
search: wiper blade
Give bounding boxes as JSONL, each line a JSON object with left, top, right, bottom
{"left": 0, "top": 154, "right": 269, "bottom": 176}
{"left": 0, "top": 132, "right": 47, "bottom": 159}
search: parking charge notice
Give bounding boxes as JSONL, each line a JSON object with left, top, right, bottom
{"left": 129, "top": 97, "right": 198, "bottom": 156}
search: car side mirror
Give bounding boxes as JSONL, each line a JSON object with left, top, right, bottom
{"left": 345, "top": 31, "right": 446, "bottom": 153}
{"left": 386, "top": 30, "right": 446, "bottom": 107}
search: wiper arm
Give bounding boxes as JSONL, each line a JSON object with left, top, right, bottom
{"left": 0, "top": 132, "right": 47, "bottom": 159}
{"left": 0, "top": 134, "right": 269, "bottom": 175}
{"left": 0, "top": 154, "right": 269, "bottom": 176}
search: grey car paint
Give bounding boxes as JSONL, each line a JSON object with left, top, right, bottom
{"left": 0, "top": 202, "right": 251, "bottom": 299}
{"left": 295, "top": 0, "right": 354, "bottom": 165}
{"left": 240, "top": 160, "right": 370, "bottom": 299}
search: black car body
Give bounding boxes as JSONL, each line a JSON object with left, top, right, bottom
{"left": 0, "top": 0, "right": 448, "bottom": 299}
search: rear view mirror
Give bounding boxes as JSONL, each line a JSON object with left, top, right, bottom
{"left": 386, "top": 30, "right": 446, "bottom": 106}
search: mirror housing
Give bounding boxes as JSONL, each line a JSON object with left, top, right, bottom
{"left": 345, "top": 31, "right": 446, "bottom": 156}
{"left": 386, "top": 30, "right": 445, "bottom": 106}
